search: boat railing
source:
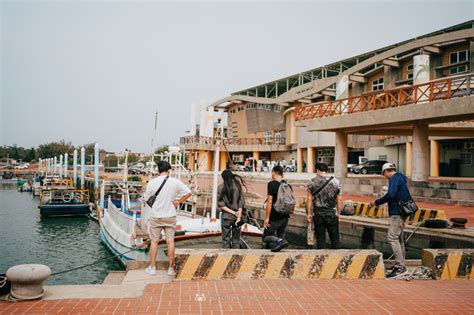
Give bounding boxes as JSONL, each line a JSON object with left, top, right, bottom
{"left": 40, "top": 189, "right": 89, "bottom": 204}
{"left": 107, "top": 200, "right": 135, "bottom": 235}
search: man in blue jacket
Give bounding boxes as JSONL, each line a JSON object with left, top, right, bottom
{"left": 370, "top": 163, "right": 410, "bottom": 278}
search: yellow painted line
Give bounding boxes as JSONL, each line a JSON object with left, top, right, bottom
{"left": 362, "top": 204, "right": 369, "bottom": 216}
{"left": 318, "top": 255, "right": 342, "bottom": 279}
{"left": 413, "top": 209, "right": 421, "bottom": 222}
{"left": 372, "top": 260, "right": 385, "bottom": 280}
{"left": 206, "top": 255, "right": 232, "bottom": 280}
{"left": 177, "top": 254, "right": 204, "bottom": 280}
{"left": 292, "top": 255, "right": 315, "bottom": 279}
{"left": 345, "top": 254, "right": 367, "bottom": 279}
{"left": 355, "top": 203, "right": 362, "bottom": 216}
{"left": 441, "top": 252, "right": 462, "bottom": 280}
{"left": 264, "top": 254, "right": 289, "bottom": 279}
{"left": 437, "top": 211, "right": 447, "bottom": 219}
{"left": 235, "top": 255, "right": 260, "bottom": 280}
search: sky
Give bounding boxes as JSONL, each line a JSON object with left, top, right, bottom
{"left": 1, "top": 0, "right": 472, "bottom": 152}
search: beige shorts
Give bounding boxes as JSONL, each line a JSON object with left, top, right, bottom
{"left": 148, "top": 216, "right": 176, "bottom": 241}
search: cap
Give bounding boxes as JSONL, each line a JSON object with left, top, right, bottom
{"left": 381, "top": 162, "right": 396, "bottom": 174}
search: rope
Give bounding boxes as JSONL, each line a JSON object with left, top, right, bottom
{"left": 392, "top": 266, "right": 433, "bottom": 281}
{"left": 50, "top": 248, "right": 135, "bottom": 276}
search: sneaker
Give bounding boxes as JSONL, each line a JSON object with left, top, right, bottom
{"left": 386, "top": 266, "right": 407, "bottom": 279}
{"left": 167, "top": 267, "right": 176, "bottom": 276}
{"left": 271, "top": 239, "right": 289, "bottom": 252}
{"left": 145, "top": 266, "right": 156, "bottom": 276}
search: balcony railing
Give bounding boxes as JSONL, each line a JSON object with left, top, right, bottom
{"left": 180, "top": 136, "right": 287, "bottom": 146}
{"left": 295, "top": 73, "right": 473, "bottom": 121}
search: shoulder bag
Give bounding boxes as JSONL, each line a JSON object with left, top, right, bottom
{"left": 146, "top": 176, "right": 169, "bottom": 207}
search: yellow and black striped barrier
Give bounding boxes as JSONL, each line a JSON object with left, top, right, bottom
{"left": 422, "top": 249, "right": 473, "bottom": 280}
{"left": 405, "top": 208, "right": 447, "bottom": 225}
{"left": 347, "top": 201, "right": 447, "bottom": 224}
{"left": 352, "top": 202, "right": 384, "bottom": 218}
{"left": 173, "top": 249, "right": 385, "bottom": 280}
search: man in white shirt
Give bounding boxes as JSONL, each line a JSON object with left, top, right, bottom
{"left": 144, "top": 161, "right": 192, "bottom": 276}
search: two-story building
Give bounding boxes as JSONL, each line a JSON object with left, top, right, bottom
{"left": 181, "top": 20, "right": 474, "bottom": 179}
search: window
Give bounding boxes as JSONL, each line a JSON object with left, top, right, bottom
{"left": 378, "top": 155, "right": 388, "bottom": 161}
{"left": 460, "top": 152, "right": 472, "bottom": 166}
{"left": 372, "top": 77, "right": 384, "bottom": 91}
{"left": 264, "top": 131, "right": 272, "bottom": 144}
{"left": 274, "top": 131, "right": 281, "bottom": 144}
{"left": 406, "top": 64, "right": 414, "bottom": 80}
{"left": 274, "top": 105, "right": 281, "bottom": 112}
{"left": 449, "top": 50, "right": 469, "bottom": 74}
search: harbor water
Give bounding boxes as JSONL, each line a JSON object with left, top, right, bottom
{"left": 0, "top": 186, "right": 123, "bottom": 285}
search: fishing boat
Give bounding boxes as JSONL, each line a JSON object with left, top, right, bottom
{"left": 38, "top": 176, "right": 91, "bottom": 217}
{"left": 99, "top": 141, "right": 263, "bottom": 265}
{"left": 32, "top": 176, "right": 42, "bottom": 196}
{"left": 39, "top": 188, "right": 91, "bottom": 217}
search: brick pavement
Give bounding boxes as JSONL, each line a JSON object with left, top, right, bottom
{"left": 1, "top": 280, "right": 473, "bottom": 314}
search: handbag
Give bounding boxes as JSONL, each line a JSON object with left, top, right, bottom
{"left": 398, "top": 189, "right": 418, "bottom": 216}
{"left": 146, "top": 176, "right": 169, "bottom": 207}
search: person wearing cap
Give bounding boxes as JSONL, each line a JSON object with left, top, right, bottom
{"left": 370, "top": 163, "right": 410, "bottom": 278}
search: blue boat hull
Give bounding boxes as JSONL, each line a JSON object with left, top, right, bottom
{"left": 39, "top": 204, "right": 90, "bottom": 217}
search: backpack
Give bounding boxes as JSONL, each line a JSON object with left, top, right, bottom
{"left": 273, "top": 180, "right": 296, "bottom": 215}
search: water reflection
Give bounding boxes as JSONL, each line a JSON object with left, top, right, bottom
{"left": 0, "top": 186, "right": 123, "bottom": 285}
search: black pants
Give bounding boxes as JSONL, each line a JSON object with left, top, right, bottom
{"left": 262, "top": 217, "right": 288, "bottom": 248}
{"left": 221, "top": 218, "right": 241, "bottom": 249}
{"left": 314, "top": 213, "right": 340, "bottom": 249}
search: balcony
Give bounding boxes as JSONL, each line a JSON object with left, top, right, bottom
{"left": 295, "top": 74, "right": 473, "bottom": 121}
{"left": 179, "top": 136, "right": 288, "bottom": 152}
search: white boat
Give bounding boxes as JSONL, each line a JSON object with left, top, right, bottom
{"left": 99, "top": 143, "right": 264, "bottom": 266}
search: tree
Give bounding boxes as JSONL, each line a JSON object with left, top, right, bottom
{"left": 36, "top": 140, "right": 75, "bottom": 159}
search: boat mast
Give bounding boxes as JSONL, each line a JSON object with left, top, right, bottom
{"left": 210, "top": 118, "right": 223, "bottom": 222}
{"left": 150, "top": 110, "right": 158, "bottom": 176}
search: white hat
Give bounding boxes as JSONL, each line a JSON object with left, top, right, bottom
{"left": 381, "top": 162, "right": 396, "bottom": 174}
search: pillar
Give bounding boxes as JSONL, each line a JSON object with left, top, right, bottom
{"left": 412, "top": 123, "right": 430, "bottom": 181}
{"left": 430, "top": 140, "right": 439, "bottom": 177}
{"left": 207, "top": 151, "right": 214, "bottom": 172}
{"left": 253, "top": 151, "right": 260, "bottom": 172}
{"left": 297, "top": 148, "right": 303, "bottom": 173}
{"left": 219, "top": 151, "right": 227, "bottom": 171}
{"left": 198, "top": 150, "right": 207, "bottom": 173}
{"left": 335, "top": 132, "right": 348, "bottom": 178}
{"left": 406, "top": 142, "right": 412, "bottom": 177}
{"left": 307, "top": 147, "right": 315, "bottom": 173}
{"left": 189, "top": 150, "right": 195, "bottom": 172}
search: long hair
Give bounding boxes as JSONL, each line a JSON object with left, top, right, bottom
{"left": 221, "top": 169, "right": 246, "bottom": 204}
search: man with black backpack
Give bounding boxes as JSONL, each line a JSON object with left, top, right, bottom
{"left": 263, "top": 165, "right": 295, "bottom": 252}
{"left": 307, "top": 162, "right": 341, "bottom": 249}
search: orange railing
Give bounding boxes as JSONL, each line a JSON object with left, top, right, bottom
{"left": 295, "top": 74, "right": 473, "bottom": 121}
{"left": 180, "top": 136, "right": 286, "bottom": 146}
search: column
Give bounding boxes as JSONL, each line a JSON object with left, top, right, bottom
{"left": 430, "top": 140, "right": 439, "bottom": 177}
{"left": 253, "top": 151, "right": 260, "bottom": 172}
{"left": 307, "top": 147, "right": 315, "bottom": 173}
{"left": 334, "top": 132, "right": 348, "bottom": 178}
{"left": 412, "top": 123, "right": 430, "bottom": 181}
{"left": 207, "top": 151, "right": 214, "bottom": 172}
{"left": 297, "top": 147, "right": 303, "bottom": 173}
{"left": 189, "top": 150, "right": 195, "bottom": 172}
{"left": 219, "top": 151, "right": 227, "bottom": 171}
{"left": 406, "top": 142, "right": 412, "bottom": 177}
{"left": 198, "top": 149, "right": 207, "bottom": 173}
